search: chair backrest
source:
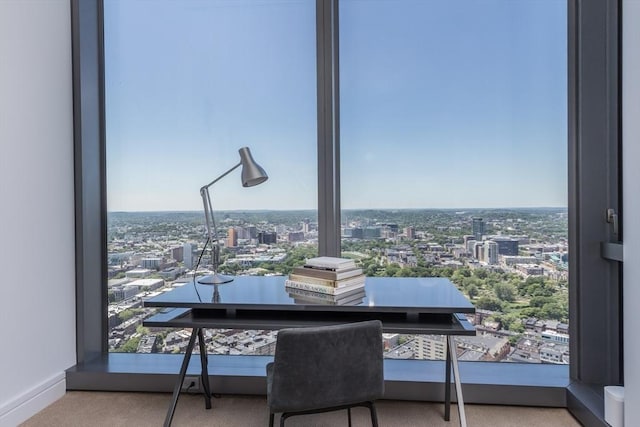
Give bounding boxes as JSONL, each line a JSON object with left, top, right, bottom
{"left": 267, "top": 320, "right": 384, "bottom": 413}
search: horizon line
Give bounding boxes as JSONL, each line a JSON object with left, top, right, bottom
{"left": 108, "top": 206, "right": 568, "bottom": 214}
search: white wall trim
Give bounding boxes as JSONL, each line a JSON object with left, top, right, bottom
{"left": 0, "top": 372, "right": 66, "bottom": 427}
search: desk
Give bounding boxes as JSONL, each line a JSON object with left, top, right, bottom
{"left": 144, "top": 276, "right": 475, "bottom": 427}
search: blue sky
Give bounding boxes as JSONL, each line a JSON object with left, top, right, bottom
{"left": 104, "top": 0, "right": 567, "bottom": 212}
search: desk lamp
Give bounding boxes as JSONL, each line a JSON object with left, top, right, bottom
{"left": 197, "top": 147, "right": 268, "bottom": 284}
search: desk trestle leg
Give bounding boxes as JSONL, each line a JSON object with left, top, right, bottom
{"left": 447, "top": 336, "right": 467, "bottom": 427}
{"left": 164, "top": 327, "right": 198, "bottom": 427}
{"left": 444, "top": 338, "right": 452, "bottom": 421}
{"left": 197, "top": 328, "right": 212, "bottom": 409}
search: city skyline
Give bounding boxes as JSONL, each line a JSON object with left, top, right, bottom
{"left": 104, "top": 0, "right": 567, "bottom": 212}
{"left": 107, "top": 206, "right": 568, "bottom": 214}
{"left": 107, "top": 207, "right": 569, "bottom": 364}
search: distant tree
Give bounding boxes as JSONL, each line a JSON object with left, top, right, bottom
{"left": 475, "top": 295, "right": 502, "bottom": 311}
{"left": 494, "top": 282, "right": 517, "bottom": 302}
{"left": 529, "top": 295, "right": 555, "bottom": 307}
{"left": 384, "top": 263, "right": 401, "bottom": 277}
{"left": 508, "top": 335, "right": 521, "bottom": 346}
{"left": 467, "top": 284, "right": 479, "bottom": 299}
{"left": 451, "top": 268, "right": 471, "bottom": 283}
{"left": 117, "top": 336, "right": 141, "bottom": 353}
{"left": 526, "top": 281, "right": 555, "bottom": 297}
{"left": 473, "top": 269, "right": 488, "bottom": 279}
{"left": 397, "top": 267, "right": 415, "bottom": 277}
{"left": 498, "top": 312, "right": 524, "bottom": 332}
{"left": 438, "top": 267, "right": 454, "bottom": 278}
{"left": 118, "top": 309, "right": 135, "bottom": 322}
{"left": 364, "top": 264, "right": 379, "bottom": 276}
{"left": 221, "top": 263, "right": 242, "bottom": 274}
{"left": 461, "top": 277, "right": 481, "bottom": 290}
{"left": 459, "top": 268, "right": 472, "bottom": 277}
{"left": 510, "top": 322, "right": 525, "bottom": 333}
{"left": 541, "top": 302, "right": 567, "bottom": 321}
{"left": 410, "top": 266, "right": 427, "bottom": 277}
{"left": 256, "top": 262, "right": 273, "bottom": 271}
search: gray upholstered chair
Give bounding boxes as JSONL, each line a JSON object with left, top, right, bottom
{"left": 266, "top": 320, "right": 384, "bottom": 427}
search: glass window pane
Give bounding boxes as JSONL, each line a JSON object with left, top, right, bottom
{"left": 104, "top": 0, "right": 317, "bottom": 354}
{"left": 339, "top": 0, "right": 568, "bottom": 363}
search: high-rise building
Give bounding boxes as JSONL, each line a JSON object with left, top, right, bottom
{"left": 351, "top": 228, "right": 364, "bottom": 239}
{"left": 141, "top": 257, "right": 162, "bottom": 270}
{"left": 474, "top": 241, "right": 485, "bottom": 261}
{"left": 416, "top": 335, "right": 447, "bottom": 360}
{"left": 404, "top": 227, "right": 415, "bottom": 239}
{"left": 363, "top": 227, "right": 381, "bottom": 239}
{"left": 463, "top": 235, "right": 475, "bottom": 246}
{"left": 183, "top": 242, "right": 195, "bottom": 269}
{"left": 288, "top": 231, "right": 304, "bottom": 242}
{"left": 235, "top": 226, "right": 246, "bottom": 239}
{"left": 472, "top": 217, "right": 485, "bottom": 241}
{"left": 227, "top": 227, "right": 238, "bottom": 248}
{"left": 170, "top": 246, "right": 184, "bottom": 262}
{"left": 258, "top": 231, "right": 277, "bottom": 244}
{"left": 491, "top": 237, "right": 520, "bottom": 256}
{"left": 484, "top": 241, "right": 499, "bottom": 265}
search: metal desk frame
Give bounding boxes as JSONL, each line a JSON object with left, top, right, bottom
{"left": 143, "top": 276, "right": 475, "bottom": 427}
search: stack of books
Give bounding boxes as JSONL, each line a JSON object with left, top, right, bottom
{"left": 285, "top": 256, "right": 365, "bottom": 296}
{"left": 287, "top": 286, "right": 366, "bottom": 306}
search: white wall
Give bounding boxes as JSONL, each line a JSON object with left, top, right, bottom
{"left": 0, "top": 1, "right": 76, "bottom": 425}
{"left": 624, "top": 1, "right": 640, "bottom": 425}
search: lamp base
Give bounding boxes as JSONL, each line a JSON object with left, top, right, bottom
{"left": 197, "top": 273, "right": 234, "bottom": 284}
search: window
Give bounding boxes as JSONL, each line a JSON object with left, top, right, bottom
{"left": 103, "top": 0, "right": 317, "bottom": 354}
{"left": 72, "top": 0, "right": 621, "bottom": 419}
{"left": 339, "top": 0, "right": 568, "bottom": 363}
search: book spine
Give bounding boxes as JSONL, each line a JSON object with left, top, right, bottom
{"left": 293, "top": 267, "right": 363, "bottom": 280}
{"left": 288, "top": 288, "right": 337, "bottom": 301}
{"left": 288, "top": 273, "right": 338, "bottom": 287}
{"left": 288, "top": 273, "right": 366, "bottom": 288}
{"left": 292, "top": 267, "right": 336, "bottom": 280}
{"left": 304, "top": 257, "right": 356, "bottom": 269}
{"left": 285, "top": 279, "right": 363, "bottom": 295}
{"left": 303, "top": 263, "right": 356, "bottom": 271}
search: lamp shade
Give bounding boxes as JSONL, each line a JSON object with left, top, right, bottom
{"left": 239, "top": 147, "right": 268, "bottom": 187}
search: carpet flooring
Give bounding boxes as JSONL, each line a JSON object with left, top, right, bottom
{"left": 21, "top": 391, "right": 582, "bottom": 427}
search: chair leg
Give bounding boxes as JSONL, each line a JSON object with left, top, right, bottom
{"left": 348, "top": 407, "right": 352, "bottom": 427}
{"left": 280, "top": 413, "right": 288, "bottom": 427}
{"left": 269, "top": 413, "right": 274, "bottom": 427}
{"left": 368, "top": 402, "right": 379, "bottom": 427}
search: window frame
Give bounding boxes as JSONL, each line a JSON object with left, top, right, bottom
{"left": 71, "top": 0, "right": 622, "bottom": 422}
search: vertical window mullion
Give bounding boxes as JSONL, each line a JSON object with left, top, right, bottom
{"left": 316, "top": 0, "right": 341, "bottom": 256}
{"left": 568, "top": 0, "right": 622, "bottom": 386}
{"left": 72, "top": 0, "right": 108, "bottom": 362}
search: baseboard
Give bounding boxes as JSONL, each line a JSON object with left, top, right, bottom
{"left": 0, "top": 372, "right": 66, "bottom": 427}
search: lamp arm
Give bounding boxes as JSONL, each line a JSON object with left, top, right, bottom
{"left": 199, "top": 163, "right": 241, "bottom": 273}
{"left": 201, "top": 161, "right": 242, "bottom": 190}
